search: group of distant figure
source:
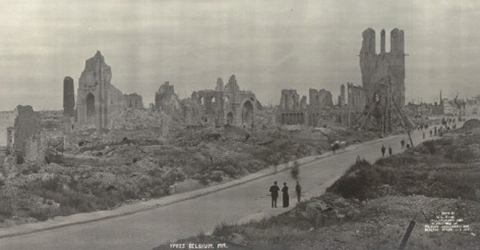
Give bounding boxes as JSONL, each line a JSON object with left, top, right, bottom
{"left": 420, "top": 117, "right": 460, "bottom": 139}
{"left": 269, "top": 181, "right": 302, "bottom": 208}
{"left": 380, "top": 144, "right": 393, "bottom": 157}
{"left": 386, "top": 117, "right": 463, "bottom": 157}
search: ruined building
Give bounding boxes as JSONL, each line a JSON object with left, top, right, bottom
{"left": 0, "top": 106, "right": 44, "bottom": 163}
{"left": 338, "top": 84, "right": 346, "bottom": 108}
{"left": 182, "top": 75, "right": 258, "bottom": 127}
{"left": 278, "top": 90, "right": 307, "bottom": 125}
{"left": 0, "top": 111, "right": 16, "bottom": 148}
{"left": 124, "top": 93, "right": 144, "bottom": 109}
{"left": 277, "top": 82, "right": 368, "bottom": 128}
{"left": 63, "top": 76, "right": 76, "bottom": 146}
{"left": 277, "top": 88, "right": 340, "bottom": 127}
{"left": 74, "top": 51, "right": 144, "bottom": 131}
{"left": 358, "top": 28, "right": 410, "bottom": 132}
{"left": 155, "top": 81, "right": 181, "bottom": 115}
{"left": 63, "top": 76, "right": 75, "bottom": 117}
{"left": 360, "top": 28, "right": 406, "bottom": 108}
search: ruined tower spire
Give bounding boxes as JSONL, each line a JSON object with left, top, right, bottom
{"left": 380, "top": 29, "right": 386, "bottom": 54}
{"left": 63, "top": 76, "right": 75, "bottom": 117}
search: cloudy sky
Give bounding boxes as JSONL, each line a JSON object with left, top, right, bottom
{"left": 0, "top": 0, "right": 479, "bottom": 111}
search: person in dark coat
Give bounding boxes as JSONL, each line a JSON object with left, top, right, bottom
{"left": 295, "top": 181, "right": 302, "bottom": 203}
{"left": 401, "top": 139, "right": 405, "bottom": 149}
{"left": 388, "top": 146, "right": 392, "bottom": 156}
{"left": 269, "top": 181, "right": 280, "bottom": 208}
{"left": 282, "top": 182, "right": 289, "bottom": 207}
{"left": 381, "top": 145, "right": 386, "bottom": 157}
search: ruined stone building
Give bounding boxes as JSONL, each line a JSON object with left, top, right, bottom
{"left": 124, "top": 93, "right": 144, "bottom": 109}
{"left": 0, "top": 111, "right": 16, "bottom": 148}
{"left": 13, "top": 106, "right": 42, "bottom": 159}
{"left": 75, "top": 51, "right": 124, "bottom": 130}
{"left": 73, "top": 51, "right": 144, "bottom": 131}
{"left": 191, "top": 75, "right": 258, "bottom": 127}
{"left": 338, "top": 84, "right": 346, "bottom": 108}
{"left": 276, "top": 28, "right": 406, "bottom": 130}
{"left": 346, "top": 83, "right": 366, "bottom": 113}
{"left": 155, "top": 81, "right": 181, "bottom": 115}
{"left": 360, "top": 28, "right": 406, "bottom": 109}
{"left": 307, "top": 89, "right": 336, "bottom": 126}
{"left": 358, "top": 28, "right": 409, "bottom": 132}
{"left": 62, "top": 76, "right": 76, "bottom": 146}
{"left": 432, "top": 91, "right": 445, "bottom": 116}
{"left": 277, "top": 90, "right": 307, "bottom": 125}
{"left": 277, "top": 88, "right": 341, "bottom": 127}
{"left": 152, "top": 75, "right": 257, "bottom": 128}
{"left": 277, "top": 82, "right": 368, "bottom": 128}
{"left": 63, "top": 76, "right": 75, "bottom": 117}
{"left": 0, "top": 106, "right": 44, "bottom": 163}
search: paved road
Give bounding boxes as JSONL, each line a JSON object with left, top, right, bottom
{"left": 0, "top": 128, "right": 442, "bottom": 250}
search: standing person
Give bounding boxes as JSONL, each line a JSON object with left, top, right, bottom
{"left": 381, "top": 145, "right": 386, "bottom": 157}
{"left": 388, "top": 146, "right": 392, "bottom": 156}
{"left": 401, "top": 139, "right": 405, "bottom": 149}
{"left": 406, "top": 143, "right": 411, "bottom": 149}
{"left": 295, "top": 181, "right": 302, "bottom": 203}
{"left": 430, "top": 130, "right": 433, "bottom": 137}
{"left": 282, "top": 182, "right": 289, "bottom": 207}
{"left": 269, "top": 182, "right": 280, "bottom": 208}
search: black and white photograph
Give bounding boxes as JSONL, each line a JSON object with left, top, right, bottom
{"left": 0, "top": 0, "right": 479, "bottom": 249}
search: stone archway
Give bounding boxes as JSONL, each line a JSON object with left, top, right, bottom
{"left": 226, "top": 112, "right": 234, "bottom": 125}
{"left": 241, "top": 100, "right": 254, "bottom": 127}
{"left": 86, "top": 93, "right": 96, "bottom": 118}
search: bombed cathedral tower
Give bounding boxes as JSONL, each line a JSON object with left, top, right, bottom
{"left": 358, "top": 28, "right": 411, "bottom": 133}
{"left": 360, "top": 28, "right": 405, "bottom": 108}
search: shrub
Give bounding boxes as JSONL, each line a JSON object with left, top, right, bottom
{"left": 454, "top": 148, "right": 475, "bottom": 163}
{"left": 327, "top": 159, "right": 376, "bottom": 201}
{"left": 0, "top": 197, "right": 13, "bottom": 218}
{"left": 213, "top": 221, "right": 238, "bottom": 237}
{"left": 423, "top": 140, "right": 436, "bottom": 154}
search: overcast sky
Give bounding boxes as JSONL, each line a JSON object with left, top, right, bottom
{"left": 0, "top": 0, "right": 479, "bottom": 111}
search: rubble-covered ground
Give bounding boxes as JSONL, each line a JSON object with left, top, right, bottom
{"left": 157, "top": 120, "right": 480, "bottom": 250}
{"left": 0, "top": 108, "right": 379, "bottom": 228}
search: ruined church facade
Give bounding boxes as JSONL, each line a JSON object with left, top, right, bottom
{"left": 191, "top": 75, "right": 258, "bottom": 128}
{"left": 75, "top": 51, "right": 124, "bottom": 130}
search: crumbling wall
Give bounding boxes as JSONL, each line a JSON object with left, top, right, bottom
{"left": 278, "top": 89, "right": 307, "bottom": 125}
{"left": 63, "top": 76, "right": 75, "bottom": 117}
{"left": 189, "top": 75, "right": 257, "bottom": 128}
{"left": 280, "top": 90, "right": 300, "bottom": 110}
{"left": 155, "top": 81, "right": 180, "bottom": 115}
{"left": 347, "top": 83, "right": 366, "bottom": 112}
{"left": 181, "top": 97, "right": 203, "bottom": 126}
{"left": 195, "top": 90, "right": 224, "bottom": 126}
{"left": 24, "top": 131, "right": 46, "bottom": 163}
{"left": 338, "top": 84, "right": 346, "bottom": 107}
{"left": 360, "top": 28, "right": 405, "bottom": 108}
{"left": 13, "top": 105, "right": 41, "bottom": 158}
{"left": 76, "top": 51, "right": 125, "bottom": 130}
{"left": 0, "top": 111, "right": 16, "bottom": 147}
{"left": 300, "top": 96, "right": 308, "bottom": 109}
{"left": 124, "top": 93, "right": 144, "bottom": 109}
{"left": 309, "top": 89, "right": 334, "bottom": 108}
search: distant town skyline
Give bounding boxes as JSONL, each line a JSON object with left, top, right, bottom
{"left": 0, "top": 0, "right": 479, "bottom": 111}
